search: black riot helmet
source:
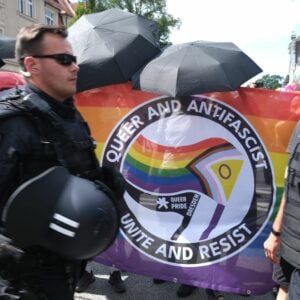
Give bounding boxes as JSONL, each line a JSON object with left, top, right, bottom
{"left": 2, "top": 166, "right": 119, "bottom": 260}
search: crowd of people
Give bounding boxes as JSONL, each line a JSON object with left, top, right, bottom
{"left": 0, "top": 23, "right": 300, "bottom": 300}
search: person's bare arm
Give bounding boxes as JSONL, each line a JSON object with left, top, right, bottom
{"left": 263, "top": 193, "right": 286, "bottom": 263}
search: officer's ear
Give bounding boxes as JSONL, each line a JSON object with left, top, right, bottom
{"left": 23, "top": 56, "right": 39, "bottom": 75}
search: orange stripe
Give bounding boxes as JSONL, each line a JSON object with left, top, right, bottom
{"left": 245, "top": 116, "right": 296, "bottom": 153}
{"left": 75, "top": 82, "right": 159, "bottom": 108}
{"left": 77, "top": 107, "right": 130, "bottom": 142}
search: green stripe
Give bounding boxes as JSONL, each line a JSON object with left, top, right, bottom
{"left": 270, "top": 187, "right": 284, "bottom": 220}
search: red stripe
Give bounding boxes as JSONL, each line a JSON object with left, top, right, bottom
{"left": 75, "top": 84, "right": 300, "bottom": 121}
{"left": 207, "top": 88, "right": 300, "bottom": 121}
{"left": 136, "top": 135, "right": 227, "bottom": 154}
{"left": 75, "top": 82, "right": 159, "bottom": 108}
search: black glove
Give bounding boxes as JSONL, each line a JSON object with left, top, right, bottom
{"left": 97, "top": 166, "right": 125, "bottom": 201}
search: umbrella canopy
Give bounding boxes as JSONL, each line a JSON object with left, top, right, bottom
{"left": 0, "top": 37, "right": 16, "bottom": 59}
{"left": 133, "top": 41, "right": 263, "bottom": 97}
{"left": 68, "top": 8, "right": 161, "bottom": 92}
{"left": 0, "top": 37, "right": 16, "bottom": 68}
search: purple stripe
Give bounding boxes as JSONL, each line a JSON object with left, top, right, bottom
{"left": 95, "top": 237, "right": 275, "bottom": 295}
{"left": 199, "top": 204, "right": 225, "bottom": 240}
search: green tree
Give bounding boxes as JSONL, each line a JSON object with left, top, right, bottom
{"left": 282, "top": 74, "right": 289, "bottom": 86}
{"left": 69, "top": 0, "right": 181, "bottom": 47}
{"left": 254, "top": 74, "right": 284, "bottom": 90}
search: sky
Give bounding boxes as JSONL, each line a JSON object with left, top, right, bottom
{"left": 70, "top": 0, "right": 300, "bottom": 80}
{"left": 166, "top": 0, "right": 300, "bottom": 80}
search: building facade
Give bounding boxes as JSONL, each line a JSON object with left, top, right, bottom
{"left": 0, "top": 0, "right": 75, "bottom": 71}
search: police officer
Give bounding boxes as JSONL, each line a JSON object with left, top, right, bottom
{"left": 264, "top": 121, "right": 300, "bottom": 300}
{"left": 0, "top": 24, "right": 123, "bottom": 299}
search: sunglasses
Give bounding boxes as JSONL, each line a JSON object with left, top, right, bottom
{"left": 31, "top": 53, "right": 77, "bottom": 66}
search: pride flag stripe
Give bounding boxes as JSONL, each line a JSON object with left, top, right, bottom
{"left": 76, "top": 108, "right": 296, "bottom": 154}
{"left": 76, "top": 85, "right": 300, "bottom": 121}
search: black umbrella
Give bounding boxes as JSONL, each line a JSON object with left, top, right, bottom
{"left": 68, "top": 8, "right": 161, "bottom": 92}
{"left": 0, "top": 37, "right": 16, "bottom": 68}
{"left": 0, "top": 37, "right": 16, "bottom": 59}
{"left": 132, "top": 41, "right": 263, "bottom": 97}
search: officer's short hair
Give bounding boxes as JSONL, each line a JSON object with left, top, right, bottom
{"left": 15, "top": 24, "right": 68, "bottom": 71}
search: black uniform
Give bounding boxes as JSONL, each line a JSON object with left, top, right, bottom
{"left": 281, "top": 121, "right": 300, "bottom": 269}
{"left": 272, "top": 121, "right": 300, "bottom": 289}
{"left": 0, "top": 83, "right": 113, "bottom": 299}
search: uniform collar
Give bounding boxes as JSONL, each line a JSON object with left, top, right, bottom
{"left": 25, "top": 83, "right": 76, "bottom": 118}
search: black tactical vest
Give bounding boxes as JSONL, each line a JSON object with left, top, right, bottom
{"left": 281, "top": 142, "right": 300, "bottom": 268}
{"left": 0, "top": 91, "right": 100, "bottom": 184}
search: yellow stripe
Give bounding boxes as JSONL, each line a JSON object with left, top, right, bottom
{"left": 269, "top": 152, "right": 289, "bottom": 187}
{"left": 95, "top": 143, "right": 104, "bottom": 161}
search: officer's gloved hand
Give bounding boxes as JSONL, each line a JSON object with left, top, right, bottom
{"left": 97, "top": 166, "right": 125, "bottom": 201}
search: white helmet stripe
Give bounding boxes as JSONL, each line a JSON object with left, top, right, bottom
{"left": 53, "top": 213, "right": 79, "bottom": 228}
{"left": 49, "top": 223, "right": 76, "bottom": 237}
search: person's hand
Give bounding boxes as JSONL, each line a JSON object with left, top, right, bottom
{"left": 263, "top": 233, "right": 280, "bottom": 264}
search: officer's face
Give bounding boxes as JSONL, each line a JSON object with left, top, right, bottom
{"left": 25, "top": 33, "right": 79, "bottom": 102}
